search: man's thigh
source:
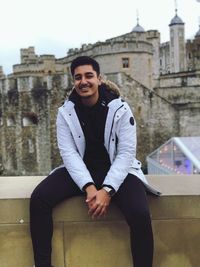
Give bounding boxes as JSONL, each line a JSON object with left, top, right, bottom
{"left": 113, "top": 174, "right": 150, "bottom": 218}
{"left": 32, "top": 167, "right": 83, "bottom": 207}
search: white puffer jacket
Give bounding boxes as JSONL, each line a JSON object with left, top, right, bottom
{"left": 55, "top": 84, "right": 160, "bottom": 195}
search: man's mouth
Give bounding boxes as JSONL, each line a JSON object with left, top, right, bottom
{"left": 79, "top": 87, "right": 90, "bottom": 92}
{"left": 79, "top": 84, "right": 91, "bottom": 90}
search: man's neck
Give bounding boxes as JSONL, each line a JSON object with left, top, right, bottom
{"left": 81, "top": 91, "right": 99, "bottom": 107}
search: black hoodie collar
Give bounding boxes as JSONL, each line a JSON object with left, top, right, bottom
{"left": 68, "top": 83, "right": 119, "bottom": 107}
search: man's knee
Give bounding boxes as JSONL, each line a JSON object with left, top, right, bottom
{"left": 30, "top": 185, "right": 51, "bottom": 213}
{"left": 127, "top": 208, "right": 151, "bottom": 227}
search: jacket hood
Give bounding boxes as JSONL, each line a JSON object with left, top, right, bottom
{"left": 101, "top": 79, "right": 120, "bottom": 97}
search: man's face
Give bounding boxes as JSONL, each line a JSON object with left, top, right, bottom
{"left": 73, "top": 65, "right": 101, "bottom": 99}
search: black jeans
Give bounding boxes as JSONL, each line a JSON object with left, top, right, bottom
{"left": 30, "top": 167, "right": 153, "bottom": 267}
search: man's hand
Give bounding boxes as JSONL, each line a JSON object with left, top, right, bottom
{"left": 86, "top": 187, "right": 111, "bottom": 219}
{"left": 85, "top": 184, "right": 98, "bottom": 212}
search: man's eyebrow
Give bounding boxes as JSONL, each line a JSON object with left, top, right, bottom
{"left": 85, "top": 72, "right": 94, "bottom": 75}
{"left": 74, "top": 72, "right": 94, "bottom": 77}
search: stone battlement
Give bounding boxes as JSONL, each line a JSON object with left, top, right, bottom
{"left": 0, "top": 175, "right": 199, "bottom": 267}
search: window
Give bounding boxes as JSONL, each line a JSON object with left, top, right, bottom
{"left": 7, "top": 115, "right": 15, "bottom": 126}
{"left": 122, "top": 58, "right": 129, "bottom": 68}
{"left": 22, "top": 112, "right": 38, "bottom": 126}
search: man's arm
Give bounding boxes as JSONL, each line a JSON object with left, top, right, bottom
{"left": 103, "top": 105, "right": 137, "bottom": 191}
{"left": 56, "top": 111, "right": 94, "bottom": 190}
{"left": 57, "top": 111, "right": 111, "bottom": 218}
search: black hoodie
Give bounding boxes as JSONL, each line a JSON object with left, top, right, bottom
{"left": 68, "top": 83, "right": 119, "bottom": 174}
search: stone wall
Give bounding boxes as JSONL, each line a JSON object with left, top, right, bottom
{"left": 0, "top": 74, "right": 71, "bottom": 175}
{"left": 155, "top": 77, "right": 200, "bottom": 137}
{"left": 111, "top": 73, "right": 178, "bottom": 167}
{"left": 1, "top": 69, "right": 200, "bottom": 175}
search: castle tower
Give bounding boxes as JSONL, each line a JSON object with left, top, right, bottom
{"left": 0, "top": 66, "right": 5, "bottom": 78}
{"left": 169, "top": 6, "right": 186, "bottom": 73}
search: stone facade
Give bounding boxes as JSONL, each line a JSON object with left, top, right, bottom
{"left": 0, "top": 10, "right": 200, "bottom": 175}
{"left": 186, "top": 34, "right": 200, "bottom": 71}
{"left": 0, "top": 73, "right": 71, "bottom": 175}
{"left": 58, "top": 30, "right": 160, "bottom": 89}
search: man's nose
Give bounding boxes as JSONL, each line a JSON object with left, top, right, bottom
{"left": 80, "top": 76, "right": 87, "bottom": 84}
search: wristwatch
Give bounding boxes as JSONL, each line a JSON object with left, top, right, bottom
{"left": 102, "top": 186, "right": 115, "bottom": 197}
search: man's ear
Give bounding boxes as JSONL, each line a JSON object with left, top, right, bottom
{"left": 98, "top": 74, "right": 102, "bottom": 85}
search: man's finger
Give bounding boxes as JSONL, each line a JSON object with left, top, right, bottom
{"left": 86, "top": 194, "right": 96, "bottom": 203}
{"left": 91, "top": 203, "right": 107, "bottom": 219}
{"left": 88, "top": 202, "right": 98, "bottom": 215}
{"left": 97, "top": 203, "right": 108, "bottom": 218}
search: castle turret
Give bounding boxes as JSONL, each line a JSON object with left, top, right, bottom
{"left": 132, "top": 15, "right": 145, "bottom": 33}
{"left": 169, "top": 8, "right": 186, "bottom": 73}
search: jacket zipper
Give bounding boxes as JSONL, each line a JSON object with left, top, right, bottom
{"left": 108, "top": 104, "right": 124, "bottom": 152}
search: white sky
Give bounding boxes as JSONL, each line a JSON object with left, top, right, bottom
{"left": 0, "top": 0, "right": 200, "bottom": 74}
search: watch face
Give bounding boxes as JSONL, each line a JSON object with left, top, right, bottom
{"left": 103, "top": 186, "right": 111, "bottom": 192}
{"left": 103, "top": 186, "right": 115, "bottom": 197}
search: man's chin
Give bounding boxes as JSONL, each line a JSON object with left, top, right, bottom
{"left": 80, "top": 94, "right": 91, "bottom": 99}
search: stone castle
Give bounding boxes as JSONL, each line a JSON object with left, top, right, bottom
{"left": 0, "top": 9, "right": 200, "bottom": 175}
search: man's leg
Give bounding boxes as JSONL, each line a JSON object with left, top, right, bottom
{"left": 30, "top": 167, "right": 82, "bottom": 267}
{"left": 113, "top": 174, "right": 153, "bottom": 267}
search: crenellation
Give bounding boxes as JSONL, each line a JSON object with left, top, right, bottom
{"left": 20, "top": 46, "right": 38, "bottom": 64}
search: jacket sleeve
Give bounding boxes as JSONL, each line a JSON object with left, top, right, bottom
{"left": 56, "top": 110, "right": 94, "bottom": 190}
{"left": 103, "top": 106, "right": 137, "bottom": 191}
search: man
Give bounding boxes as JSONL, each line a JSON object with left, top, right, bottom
{"left": 30, "top": 56, "right": 160, "bottom": 267}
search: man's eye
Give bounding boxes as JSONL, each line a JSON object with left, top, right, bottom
{"left": 86, "top": 74, "right": 94, "bottom": 79}
{"left": 74, "top": 76, "right": 81, "bottom": 80}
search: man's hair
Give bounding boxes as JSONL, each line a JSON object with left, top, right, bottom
{"left": 70, "top": 56, "right": 100, "bottom": 76}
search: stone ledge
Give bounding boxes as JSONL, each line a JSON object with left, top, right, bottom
{"left": 0, "top": 175, "right": 200, "bottom": 267}
{"left": 1, "top": 174, "right": 200, "bottom": 199}
{"left": 0, "top": 175, "right": 200, "bottom": 224}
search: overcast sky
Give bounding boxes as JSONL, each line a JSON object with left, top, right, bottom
{"left": 0, "top": 0, "right": 200, "bottom": 74}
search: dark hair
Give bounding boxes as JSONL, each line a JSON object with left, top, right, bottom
{"left": 70, "top": 56, "right": 100, "bottom": 76}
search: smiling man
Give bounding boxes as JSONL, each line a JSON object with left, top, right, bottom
{"left": 73, "top": 64, "right": 101, "bottom": 105}
{"left": 30, "top": 56, "right": 159, "bottom": 267}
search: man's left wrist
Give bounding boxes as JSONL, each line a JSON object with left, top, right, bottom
{"left": 102, "top": 185, "right": 116, "bottom": 197}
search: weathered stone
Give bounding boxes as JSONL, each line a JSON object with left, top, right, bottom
{"left": 0, "top": 175, "right": 200, "bottom": 267}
